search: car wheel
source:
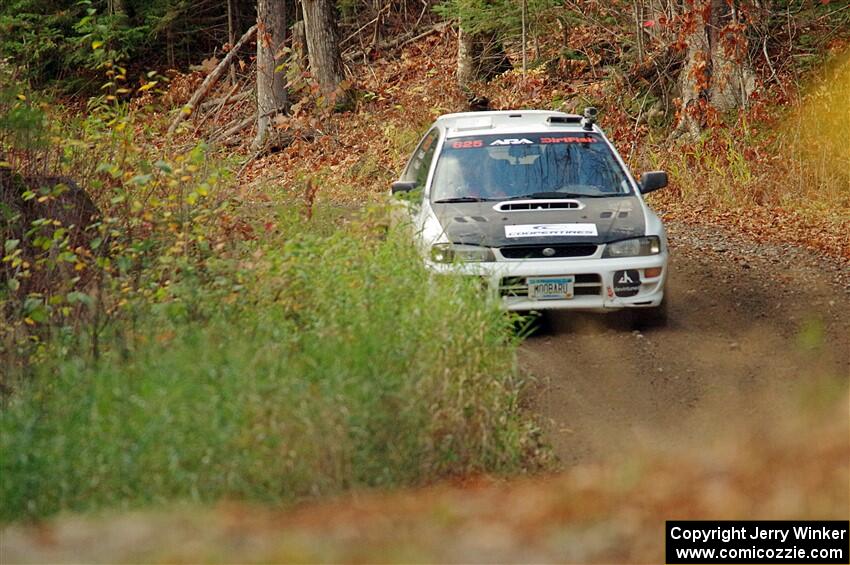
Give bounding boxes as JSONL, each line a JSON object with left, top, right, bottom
{"left": 632, "top": 297, "right": 669, "bottom": 329}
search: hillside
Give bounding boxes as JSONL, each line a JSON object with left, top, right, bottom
{"left": 1, "top": 2, "right": 849, "bottom": 563}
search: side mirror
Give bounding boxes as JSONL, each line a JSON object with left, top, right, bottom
{"left": 639, "top": 171, "right": 668, "bottom": 194}
{"left": 391, "top": 180, "right": 417, "bottom": 194}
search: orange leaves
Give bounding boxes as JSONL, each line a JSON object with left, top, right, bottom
{"left": 199, "top": 56, "right": 220, "bottom": 74}
{"left": 718, "top": 21, "right": 749, "bottom": 60}
{"left": 688, "top": 51, "right": 711, "bottom": 92}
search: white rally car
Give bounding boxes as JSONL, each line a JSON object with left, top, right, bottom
{"left": 391, "top": 109, "right": 670, "bottom": 325}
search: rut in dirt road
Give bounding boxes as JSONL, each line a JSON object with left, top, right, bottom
{"left": 524, "top": 221, "right": 850, "bottom": 466}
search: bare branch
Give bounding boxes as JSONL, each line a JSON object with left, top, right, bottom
{"left": 167, "top": 24, "right": 258, "bottom": 136}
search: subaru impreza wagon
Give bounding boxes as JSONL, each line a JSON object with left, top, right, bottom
{"left": 391, "top": 109, "right": 670, "bottom": 325}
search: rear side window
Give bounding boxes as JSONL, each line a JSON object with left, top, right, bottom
{"left": 402, "top": 128, "right": 440, "bottom": 188}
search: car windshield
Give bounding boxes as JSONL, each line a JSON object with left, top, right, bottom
{"left": 431, "top": 132, "right": 632, "bottom": 202}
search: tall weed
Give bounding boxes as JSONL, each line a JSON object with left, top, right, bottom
{"left": 644, "top": 50, "right": 850, "bottom": 218}
{"left": 0, "top": 213, "right": 546, "bottom": 521}
{"left": 781, "top": 52, "right": 850, "bottom": 211}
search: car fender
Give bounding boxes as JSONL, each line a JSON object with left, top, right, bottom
{"left": 414, "top": 200, "right": 449, "bottom": 254}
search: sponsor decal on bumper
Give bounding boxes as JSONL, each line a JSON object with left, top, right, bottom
{"left": 613, "top": 269, "right": 641, "bottom": 297}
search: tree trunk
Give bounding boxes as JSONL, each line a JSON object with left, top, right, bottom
{"left": 253, "top": 0, "right": 288, "bottom": 151}
{"left": 521, "top": 0, "right": 528, "bottom": 74}
{"left": 227, "top": 0, "right": 238, "bottom": 85}
{"left": 676, "top": 4, "right": 710, "bottom": 137}
{"left": 302, "top": 0, "right": 346, "bottom": 97}
{"left": 109, "top": 0, "right": 127, "bottom": 16}
{"left": 632, "top": 0, "right": 645, "bottom": 62}
{"left": 456, "top": 25, "right": 512, "bottom": 88}
{"left": 291, "top": 20, "right": 308, "bottom": 71}
{"left": 675, "top": 0, "right": 754, "bottom": 137}
{"left": 457, "top": 27, "right": 476, "bottom": 87}
{"left": 166, "top": 21, "right": 175, "bottom": 69}
{"left": 708, "top": 0, "right": 755, "bottom": 112}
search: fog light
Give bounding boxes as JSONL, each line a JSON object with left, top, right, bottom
{"left": 644, "top": 267, "right": 663, "bottom": 278}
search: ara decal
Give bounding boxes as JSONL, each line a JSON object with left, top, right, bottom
{"left": 490, "top": 138, "right": 534, "bottom": 146}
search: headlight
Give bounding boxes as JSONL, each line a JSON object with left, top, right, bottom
{"left": 602, "top": 236, "right": 661, "bottom": 258}
{"left": 430, "top": 243, "right": 495, "bottom": 263}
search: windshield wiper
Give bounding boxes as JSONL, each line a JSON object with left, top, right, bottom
{"left": 504, "top": 191, "right": 584, "bottom": 200}
{"left": 432, "top": 196, "right": 488, "bottom": 203}
{"left": 505, "top": 191, "right": 624, "bottom": 200}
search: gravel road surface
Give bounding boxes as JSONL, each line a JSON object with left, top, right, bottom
{"left": 524, "top": 220, "right": 849, "bottom": 465}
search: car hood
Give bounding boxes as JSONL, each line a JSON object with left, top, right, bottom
{"left": 432, "top": 197, "right": 646, "bottom": 247}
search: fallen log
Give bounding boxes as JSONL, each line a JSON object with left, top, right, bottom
{"left": 193, "top": 83, "right": 240, "bottom": 135}
{"left": 167, "top": 24, "right": 258, "bottom": 136}
{"left": 342, "top": 21, "right": 449, "bottom": 62}
{"left": 210, "top": 115, "right": 255, "bottom": 144}
{"left": 198, "top": 90, "right": 252, "bottom": 110}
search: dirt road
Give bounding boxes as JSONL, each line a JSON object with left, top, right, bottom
{"left": 524, "top": 220, "right": 850, "bottom": 466}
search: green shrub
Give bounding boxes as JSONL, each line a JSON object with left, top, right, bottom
{"left": 0, "top": 213, "right": 546, "bottom": 521}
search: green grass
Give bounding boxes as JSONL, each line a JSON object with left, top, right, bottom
{"left": 0, "top": 211, "right": 546, "bottom": 521}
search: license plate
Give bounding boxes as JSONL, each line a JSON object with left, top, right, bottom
{"left": 528, "top": 276, "right": 575, "bottom": 300}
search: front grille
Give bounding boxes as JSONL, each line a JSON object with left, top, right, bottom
{"left": 499, "top": 274, "right": 602, "bottom": 298}
{"left": 499, "top": 244, "right": 598, "bottom": 259}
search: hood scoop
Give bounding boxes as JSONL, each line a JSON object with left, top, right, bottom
{"left": 493, "top": 199, "right": 584, "bottom": 212}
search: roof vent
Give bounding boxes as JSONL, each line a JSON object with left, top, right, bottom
{"left": 548, "top": 115, "right": 582, "bottom": 125}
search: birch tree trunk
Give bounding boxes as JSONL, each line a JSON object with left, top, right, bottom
{"left": 253, "top": 0, "right": 288, "bottom": 151}
{"left": 457, "top": 27, "right": 477, "bottom": 87}
{"left": 302, "top": 0, "right": 346, "bottom": 96}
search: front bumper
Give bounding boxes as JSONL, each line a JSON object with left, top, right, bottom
{"left": 427, "top": 253, "right": 668, "bottom": 311}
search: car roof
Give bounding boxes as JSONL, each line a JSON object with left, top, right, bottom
{"left": 434, "top": 110, "right": 599, "bottom": 138}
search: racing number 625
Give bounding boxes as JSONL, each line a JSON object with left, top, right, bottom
{"left": 451, "top": 140, "right": 483, "bottom": 149}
